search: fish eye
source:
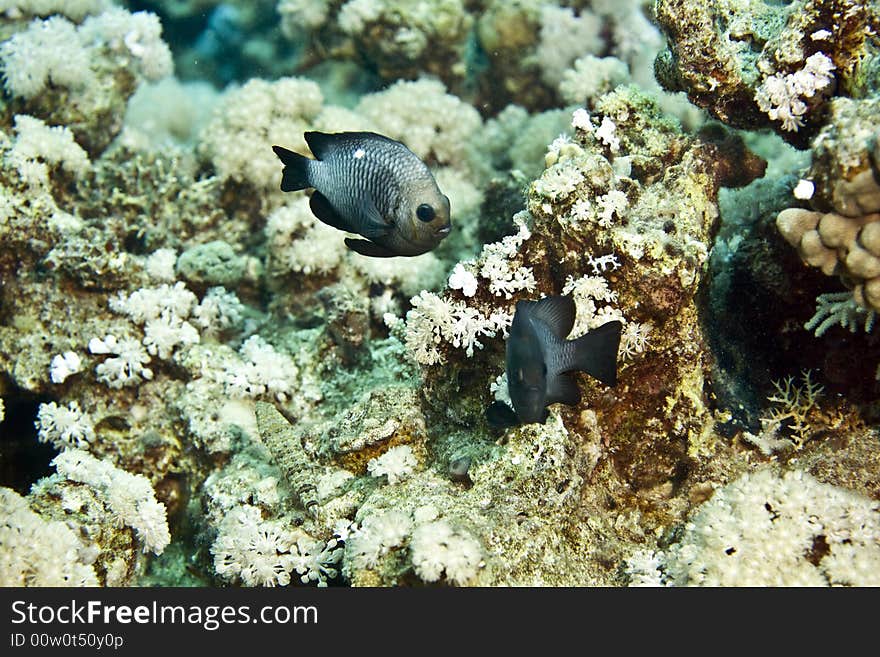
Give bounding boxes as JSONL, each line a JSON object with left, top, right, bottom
{"left": 416, "top": 203, "right": 435, "bottom": 222}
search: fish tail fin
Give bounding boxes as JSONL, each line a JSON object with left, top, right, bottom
{"left": 568, "top": 320, "right": 622, "bottom": 387}
{"left": 272, "top": 145, "right": 311, "bottom": 192}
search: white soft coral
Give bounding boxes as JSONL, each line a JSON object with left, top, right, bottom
{"left": 410, "top": 519, "right": 482, "bottom": 585}
{"left": 367, "top": 445, "right": 418, "bottom": 484}
{"left": 89, "top": 334, "right": 153, "bottom": 388}
{"left": 7, "top": 115, "right": 90, "bottom": 187}
{"left": 0, "top": 487, "right": 99, "bottom": 586}
{"left": 755, "top": 53, "right": 836, "bottom": 131}
{"left": 53, "top": 449, "right": 170, "bottom": 555}
{"left": 212, "top": 505, "right": 297, "bottom": 587}
{"left": 222, "top": 336, "right": 299, "bottom": 402}
{"left": 36, "top": 401, "right": 95, "bottom": 449}
{"left": 404, "top": 291, "right": 511, "bottom": 365}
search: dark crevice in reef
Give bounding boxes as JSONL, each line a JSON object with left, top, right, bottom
{"left": 702, "top": 202, "right": 880, "bottom": 435}
{"left": 0, "top": 386, "right": 59, "bottom": 494}
{"left": 699, "top": 198, "right": 819, "bottom": 431}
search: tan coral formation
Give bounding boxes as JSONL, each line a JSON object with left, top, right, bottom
{"left": 776, "top": 97, "right": 880, "bottom": 309}
{"left": 530, "top": 88, "right": 765, "bottom": 472}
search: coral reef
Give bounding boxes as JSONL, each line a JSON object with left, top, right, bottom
{"left": 1, "top": 0, "right": 878, "bottom": 590}
{"left": 654, "top": 0, "right": 880, "bottom": 146}
{"left": 524, "top": 89, "right": 766, "bottom": 474}
{"left": 776, "top": 98, "right": 880, "bottom": 311}
{"left": 627, "top": 468, "right": 880, "bottom": 586}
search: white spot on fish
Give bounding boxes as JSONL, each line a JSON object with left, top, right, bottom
{"left": 353, "top": 148, "right": 366, "bottom": 159}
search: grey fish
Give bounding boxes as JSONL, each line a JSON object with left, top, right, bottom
{"left": 272, "top": 131, "right": 451, "bottom": 257}
{"left": 488, "top": 294, "right": 622, "bottom": 427}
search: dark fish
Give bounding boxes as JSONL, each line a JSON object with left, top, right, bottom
{"left": 489, "top": 294, "right": 622, "bottom": 427}
{"left": 486, "top": 400, "right": 521, "bottom": 429}
{"left": 272, "top": 131, "right": 451, "bottom": 257}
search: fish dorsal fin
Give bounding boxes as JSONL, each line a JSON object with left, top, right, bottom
{"left": 304, "top": 131, "right": 401, "bottom": 160}
{"left": 345, "top": 238, "right": 398, "bottom": 258}
{"left": 546, "top": 372, "right": 581, "bottom": 407}
{"left": 529, "top": 295, "right": 576, "bottom": 340}
{"left": 304, "top": 132, "right": 339, "bottom": 160}
{"left": 309, "top": 191, "right": 349, "bottom": 232}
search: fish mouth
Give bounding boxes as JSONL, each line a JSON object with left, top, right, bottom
{"left": 435, "top": 224, "right": 452, "bottom": 237}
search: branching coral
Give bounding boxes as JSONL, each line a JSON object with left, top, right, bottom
{"left": 805, "top": 291, "right": 876, "bottom": 336}
{"left": 756, "top": 370, "right": 824, "bottom": 451}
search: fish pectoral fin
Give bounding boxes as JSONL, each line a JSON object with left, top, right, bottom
{"left": 359, "top": 201, "right": 393, "bottom": 241}
{"left": 546, "top": 372, "right": 581, "bottom": 407}
{"left": 343, "top": 195, "right": 394, "bottom": 255}
{"left": 309, "top": 191, "right": 349, "bottom": 232}
{"left": 344, "top": 238, "right": 398, "bottom": 258}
